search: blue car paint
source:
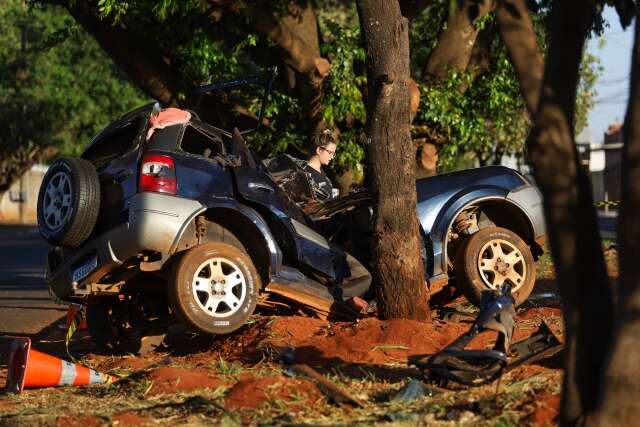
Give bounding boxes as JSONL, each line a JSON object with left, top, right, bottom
{"left": 416, "top": 166, "right": 531, "bottom": 277}
{"left": 145, "top": 123, "right": 544, "bottom": 288}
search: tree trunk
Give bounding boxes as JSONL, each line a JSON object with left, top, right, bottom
{"left": 245, "top": 1, "right": 330, "bottom": 130}
{"left": 423, "top": 0, "right": 494, "bottom": 80}
{"left": 588, "top": 5, "right": 640, "bottom": 425}
{"left": 496, "top": 0, "right": 544, "bottom": 114}
{"left": 356, "top": 0, "right": 430, "bottom": 320}
{"left": 524, "top": 1, "right": 613, "bottom": 424}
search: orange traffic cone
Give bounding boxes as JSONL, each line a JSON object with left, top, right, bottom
{"left": 5, "top": 337, "right": 115, "bottom": 393}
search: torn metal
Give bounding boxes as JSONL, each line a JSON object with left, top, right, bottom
{"left": 411, "top": 285, "right": 562, "bottom": 387}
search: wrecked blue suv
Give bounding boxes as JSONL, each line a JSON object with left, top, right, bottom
{"left": 38, "top": 74, "right": 546, "bottom": 354}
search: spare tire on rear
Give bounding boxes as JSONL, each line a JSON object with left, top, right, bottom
{"left": 37, "top": 157, "right": 100, "bottom": 247}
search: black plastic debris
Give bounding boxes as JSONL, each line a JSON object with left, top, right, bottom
{"left": 411, "top": 284, "right": 564, "bottom": 387}
{"left": 505, "top": 320, "right": 563, "bottom": 372}
{"left": 410, "top": 285, "right": 516, "bottom": 386}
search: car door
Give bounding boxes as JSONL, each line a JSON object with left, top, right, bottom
{"left": 229, "top": 130, "right": 346, "bottom": 281}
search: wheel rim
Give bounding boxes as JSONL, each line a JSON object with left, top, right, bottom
{"left": 42, "top": 171, "right": 73, "bottom": 231}
{"left": 191, "top": 257, "right": 247, "bottom": 318}
{"left": 477, "top": 238, "right": 527, "bottom": 292}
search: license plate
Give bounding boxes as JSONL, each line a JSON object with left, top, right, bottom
{"left": 71, "top": 256, "right": 98, "bottom": 283}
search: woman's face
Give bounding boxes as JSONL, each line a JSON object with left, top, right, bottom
{"left": 316, "top": 142, "right": 337, "bottom": 166}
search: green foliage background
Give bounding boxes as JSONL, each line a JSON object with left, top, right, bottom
{"left": 2, "top": 0, "right": 601, "bottom": 175}
{"left": 0, "top": 1, "right": 148, "bottom": 157}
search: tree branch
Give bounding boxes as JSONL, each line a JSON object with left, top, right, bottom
{"left": 423, "top": 0, "right": 494, "bottom": 80}
{"left": 65, "top": 3, "right": 180, "bottom": 106}
{"left": 496, "top": 0, "right": 543, "bottom": 114}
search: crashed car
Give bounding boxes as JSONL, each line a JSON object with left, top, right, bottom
{"left": 38, "top": 74, "right": 546, "bottom": 354}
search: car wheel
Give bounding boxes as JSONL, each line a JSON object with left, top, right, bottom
{"left": 454, "top": 226, "right": 536, "bottom": 306}
{"left": 169, "top": 242, "right": 260, "bottom": 334}
{"left": 86, "top": 294, "right": 169, "bottom": 355}
{"left": 37, "top": 157, "right": 100, "bottom": 248}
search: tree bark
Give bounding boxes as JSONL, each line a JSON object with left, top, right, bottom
{"left": 496, "top": 0, "right": 544, "bottom": 114}
{"left": 242, "top": 1, "right": 330, "bottom": 130}
{"left": 588, "top": 5, "right": 640, "bottom": 425}
{"left": 423, "top": 0, "right": 494, "bottom": 80}
{"left": 525, "top": 1, "right": 613, "bottom": 424}
{"left": 356, "top": 0, "right": 430, "bottom": 320}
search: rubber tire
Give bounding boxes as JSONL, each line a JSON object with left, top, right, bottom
{"left": 86, "top": 299, "right": 143, "bottom": 355}
{"left": 454, "top": 226, "right": 536, "bottom": 307}
{"left": 169, "top": 242, "right": 260, "bottom": 335}
{"left": 37, "top": 157, "right": 100, "bottom": 248}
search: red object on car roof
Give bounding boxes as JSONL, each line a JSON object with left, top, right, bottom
{"left": 146, "top": 108, "right": 191, "bottom": 141}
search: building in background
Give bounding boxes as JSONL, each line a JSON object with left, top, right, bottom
{"left": 0, "top": 165, "right": 48, "bottom": 225}
{"left": 576, "top": 128, "right": 605, "bottom": 203}
{"left": 575, "top": 123, "right": 623, "bottom": 211}
{"left": 603, "top": 123, "right": 623, "bottom": 203}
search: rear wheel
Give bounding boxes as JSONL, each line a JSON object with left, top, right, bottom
{"left": 169, "top": 242, "right": 260, "bottom": 334}
{"left": 454, "top": 227, "right": 535, "bottom": 306}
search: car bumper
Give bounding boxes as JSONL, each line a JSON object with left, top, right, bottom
{"left": 47, "top": 192, "right": 204, "bottom": 301}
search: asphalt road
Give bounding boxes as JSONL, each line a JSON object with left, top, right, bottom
{"left": 0, "top": 225, "right": 66, "bottom": 340}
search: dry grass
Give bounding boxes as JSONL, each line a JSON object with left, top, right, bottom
{"left": 0, "top": 354, "right": 561, "bottom": 426}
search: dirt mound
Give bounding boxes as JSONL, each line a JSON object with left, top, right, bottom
{"left": 225, "top": 375, "right": 323, "bottom": 411}
{"left": 260, "top": 316, "right": 467, "bottom": 365}
{"left": 143, "top": 367, "right": 227, "bottom": 396}
{"left": 168, "top": 308, "right": 563, "bottom": 371}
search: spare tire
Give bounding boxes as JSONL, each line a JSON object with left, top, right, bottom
{"left": 37, "top": 157, "right": 100, "bottom": 247}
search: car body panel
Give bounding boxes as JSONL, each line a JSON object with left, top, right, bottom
{"left": 416, "top": 166, "right": 527, "bottom": 235}
{"left": 47, "top": 78, "right": 546, "bottom": 310}
{"left": 506, "top": 185, "right": 546, "bottom": 239}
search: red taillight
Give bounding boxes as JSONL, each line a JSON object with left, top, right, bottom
{"left": 139, "top": 154, "right": 177, "bottom": 194}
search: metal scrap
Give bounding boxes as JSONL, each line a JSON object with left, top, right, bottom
{"left": 411, "top": 285, "right": 563, "bottom": 387}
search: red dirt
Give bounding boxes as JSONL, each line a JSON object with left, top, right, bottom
{"left": 251, "top": 309, "right": 563, "bottom": 367}
{"left": 224, "top": 375, "right": 323, "bottom": 411}
{"left": 112, "top": 411, "right": 151, "bottom": 426}
{"left": 57, "top": 415, "right": 104, "bottom": 426}
{"left": 143, "top": 367, "right": 227, "bottom": 396}
{"left": 529, "top": 393, "right": 561, "bottom": 426}
{"left": 261, "top": 316, "right": 470, "bottom": 365}
{"left": 0, "top": 399, "right": 16, "bottom": 412}
{"left": 509, "top": 364, "right": 560, "bottom": 381}
{"left": 514, "top": 307, "right": 564, "bottom": 340}
{"left": 90, "top": 353, "right": 165, "bottom": 373}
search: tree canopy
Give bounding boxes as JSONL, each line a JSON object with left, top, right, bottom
{"left": 0, "top": 1, "right": 147, "bottom": 156}
{"left": 39, "top": 0, "right": 598, "bottom": 181}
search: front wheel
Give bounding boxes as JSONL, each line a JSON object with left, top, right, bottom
{"left": 168, "top": 242, "right": 260, "bottom": 335}
{"left": 454, "top": 227, "right": 536, "bottom": 306}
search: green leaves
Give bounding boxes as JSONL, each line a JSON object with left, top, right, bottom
{"left": 0, "top": 1, "right": 147, "bottom": 156}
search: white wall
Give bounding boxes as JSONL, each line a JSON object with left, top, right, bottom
{"left": 0, "top": 164, "right": 48, "bottom": 225}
